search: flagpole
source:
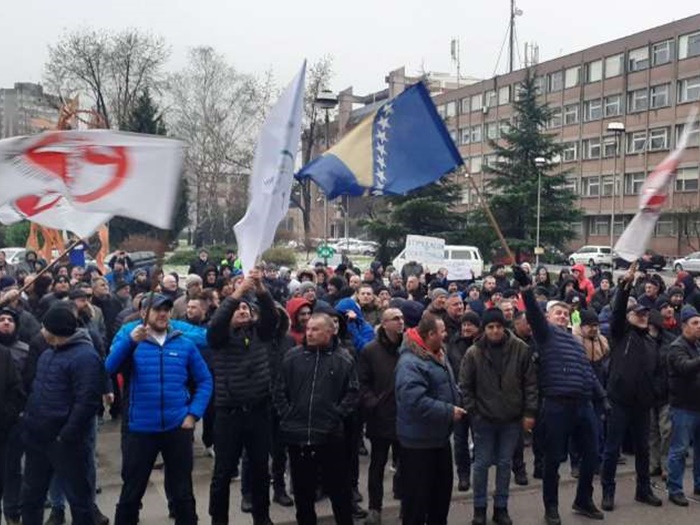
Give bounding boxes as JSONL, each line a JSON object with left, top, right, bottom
{"left": 463, "top": 166, "right": 516, "bottom": 265}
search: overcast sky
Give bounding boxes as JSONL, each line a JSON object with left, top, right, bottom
{"left": 1, "top": 0, "right": 699, "bottom": 97}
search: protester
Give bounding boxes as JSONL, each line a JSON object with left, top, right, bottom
{"left": 173, "top": 274, "right": 203, "bottom": 319}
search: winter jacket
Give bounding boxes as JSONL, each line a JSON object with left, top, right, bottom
{"left": 274, "top": 340, "right": 359, "bottom": 445}
{"left": 608, "top": 286, "right": 662, "bottom": 409}
{"left": 23, "top": 330, "right": 102, "bottom": 444}
{"left": 651, "top": 328, "right": 676, "bottom": 407}
{"left": 335, "top": 298, "right": 375, "bottom": 352}
{"left": 358, "top": 328, "right": 402, "bottom": 440}
{"left": 0, "top": 346, "right": 25, "bottom": 433}
{"left": 446, "top": 334, "right": 476, "bottom": 379}
{"left": 187, "top": 258, "right": 211, "bottom": 278}
{"left": 523, "top": 288, "right": 604, "bottom": 401}
{"left": 572, "top": 328, "right": 610, "bottom": 387}
{"left": 395, "top": 328, "right": 459, "bottom": 449}
{"left": 591, "top": 289, "right": 613, "bottom": 313}
{"left": 106, "top": 326, "right": 213, "bottom": 433}
{"left": 459, "top": 330, "right": 538, "bottom": 424}
{"left": 286, "top": 297, "right": 312, "bottom": 346}
{"left": 667, "top": 335, "right": 700, "bottom": 413}
{"left": 207, "top": 291, "right": 279, "bottom": 408}
{"left": 572, "top": 264, "right": 595, "bottom": 303}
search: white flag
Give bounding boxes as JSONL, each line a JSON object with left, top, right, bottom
{"left": 615, "top": 107, "right": 698, "bottom": 261}
{"left": 0, "top": 130, "right": 185, "bottom": 229}
{"left": 234, "top": 62, "right": 306, "bottom": 273}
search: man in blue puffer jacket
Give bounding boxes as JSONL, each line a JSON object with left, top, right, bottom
{"left": 106, "top": 293, "right": 212, "bottom": 525}
{"left": 395, "top": 312, "right": 463, "bottom": 525}
{"left": 335, "top": 297, "right": 375, "bottom": 352}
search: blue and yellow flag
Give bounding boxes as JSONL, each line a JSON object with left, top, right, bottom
{"left": 296, "top": 82, "right": 463, "bottom": 199}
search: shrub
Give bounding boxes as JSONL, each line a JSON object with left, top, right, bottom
{"left": 118, "top": 235, "right": 164, "bottom": 253}
{"left": 261, "top": 247, "right": 297, "bottom": 268}
{"left": 166, "top": 244, "right": 233, "bottom": 266}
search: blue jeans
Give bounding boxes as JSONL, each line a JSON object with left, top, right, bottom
{"left": 540, "top": 398, "right": 598, "bottom": 509}
{"left": 453, "top": 416, "right": 472, "bottom": 482}
{"left": 471, "top": 418, "right": 521, "bottom": 509}
{"left": 666, "top": 407, "right": 700, "bottom": 496}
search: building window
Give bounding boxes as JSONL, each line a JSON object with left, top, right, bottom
{"left": 649, "top": 128, "right": 669, "bottom": 151}
{"left": 605, "top": 54, "right": 624, "bottom": 78}
{"left": 624, "top": 172, "right": 646, "bottom": 194}
{"left": 585, "top": 60, "right": 603, "bottom": 83}
{"left": 437, "top": 105, "right": 446, "bottom": 118}
{"left": 604, "top": 94, "right": 622, "bottom": 118}
{"left": 679, "top": 76, "right": 700, "bottom": 104}
{"left": 583, "top": 137, "right": 601, "bottom": 159}
{"left": 484, "top": 154, "right": 498, "bottom": 168}
{"left": 654, "top": 218, "right": 676, "bottom": 236}
{"left": 582, "top": 176, "right": 600, "bottom": 197}
{"left": 627, "top": 88, "right": 648, "bottom": 112}
{"left": 470, "top": 94, "right": 483, "bottom": 112}
{"left": 565, "top": 66, "right": 581, "bottom": 89}
{"left": 675, "top": 121, "right": 700, "bottom": 147}
{"left": 652, "top": 40, "right": 674, "bottom": 66}
{"left": 449, "top": 129, "right": 458, "bottom": 143}
{"left": 584, "top": 99, "right": 602, "bottom": 121}
{"left": 471, "top": 125, "right": 482, "bottom": 143}
{"left": 460, "top": 98, "right": 470, "bottom": 114}
{"left": 562, "top": 141, "right": 579, "bottom": 162}
{"left": 499, "top": 119, "right": 510, "bottom": 137}
{"left": 548, "top": 107, "right": 562, "bottom": 128}
{"left": 484, "top": 90, "right": 497, "bottom": 108}
{"left": 679, "top": 31, "right": 700, "bottom": 60}
{"left": 603, "top": 137, "right": 618, "bottom": 158}
{"left": 461, "top": 187, "right": 472, "bottom": 204}
{"left": 533, "top": 75, "right": 545, "bottom": 94}
{"left": 470, "top": 156, "right": 483, "bottom": 174}
{"left": 562, "top": 175, "right": 579, "bottom": 194}
{"left": 650, "top": 84, "right": 670, "bottom": 109}
{"left": 628, "top": 46, "right": 650, "bottom": 72}
{"left": 590, "top": 217, "right": 610, "bottom": 236}
{"left": 548, "top": 71, "right": 563, "bottom": 92}
{"left": 460, "top": 128, "right": 470, "bottom": 145}
{"left": 627, "top": 131, "right": 647, "bottom": 154}
{"left": 485, "top": 122, "right": 498, "bottom": 140}
{"left": 445, "top": 101, "right": 457, "bottom": 118}
{"left": 675, "top": 166, "right": 699, "bottom": 192}
{"left": 601, "top": 175, "right": 616, "bottom": 196}
{"left": 498, "top": 85, "right": 510, "bottom": 105}
{"left": 564, "top": 103, "right": 579, "bottom": 125}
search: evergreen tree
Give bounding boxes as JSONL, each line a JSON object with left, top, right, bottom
{"left": 477, "top": 68, "right": 581, "bottom": 261}
{"left": 110, "top": 89, "right": 189, "bottom": 246}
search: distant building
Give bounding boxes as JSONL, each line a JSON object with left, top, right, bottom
{"left": 0, "top": 82, "right": 61, "bottom": 138}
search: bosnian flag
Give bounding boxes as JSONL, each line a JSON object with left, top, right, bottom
{"left": 615, "top": 107, "right": 699, "bottom": 262}
{"left": 0, "top": 131, "right": 185, "bottom": 236}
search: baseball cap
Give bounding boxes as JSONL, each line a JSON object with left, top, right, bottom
{"left": 140, "top": 293, "right": 174, "bottom": 310}
{"left": 627, "top": 303, "right": 650, "bottom": 314}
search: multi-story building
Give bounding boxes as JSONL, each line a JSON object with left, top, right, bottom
{"left": 0, "top": 82, "right": 61, "bottom": 138}
{"left": 434, "top": 13, "right": 700, "bottom": 257}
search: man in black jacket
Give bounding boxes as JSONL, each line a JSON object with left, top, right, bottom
{"left": 665, "top": 306, "right": 700, "bottom": 506}
{"left": 460, "top": 308, "right": 537, "bottom": 525}
{"left": 359, "top": 307, "right": 404, "bottom": 525}
{"left": 207, "top": 269, "right": 279, "bottom": 525}
{"left": 274, "top": 313, "right": 358, "bottom": 525}
{"left": 601, "top": 269, "right": 663, "bottom": 511}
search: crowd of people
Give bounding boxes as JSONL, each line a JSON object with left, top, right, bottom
{"left": 0, "top": 246, "right": 700, "bottom": 525}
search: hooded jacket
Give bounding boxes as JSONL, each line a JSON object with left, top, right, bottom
{"left": 359, "top": 327, "right": 402, "bottom": 439}
{"left": 667, "top": 334, "right": 700, "bottom": 412}
{"left": 0, "top": 346, "right": 25, "bottom": 433}
{"left": 459, "top": 330, "right": 537, "bottom": 424}
{"left": 395, "top": 328, "right": 459, "bottom": 449}
{"left": 286, "top": 297, "right": 312, "bottom": 346}
{"left": 571, "top": 264, "right": 595, "bottom": 303}
{"left": 274, "top": 338, "right": 359, "bottom": 445}
{"left": 23, "top": 330, "right": 102, "bottom": 443}
{"left": 677, "top": 272, "right": 700, "bottom": 312}
{"left": 335, "top": 298, "right": 375, "bottom": 352}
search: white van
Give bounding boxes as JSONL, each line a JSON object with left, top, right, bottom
{"left": 392, "top": 244, "right": 484, "bottom": 280}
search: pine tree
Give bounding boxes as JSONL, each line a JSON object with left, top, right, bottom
{"left": 110, "top": 89, "right": 189, "bottom": 245}
{"left": 478, "top": 68, "right": 581, "bottom": 260}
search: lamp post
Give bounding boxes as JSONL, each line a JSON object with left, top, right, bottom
{"left": 607, "top": 122, "right": 625, "bottom": 249}
{"left": 314, "top": 89, "right": 338, "bottom": 244}
{"left": 534, "top": 157, "right": 546, "bottom": 266}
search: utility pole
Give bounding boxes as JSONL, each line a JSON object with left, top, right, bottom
{"left": 509, "top": 0, "right": 515, "bottom": 73}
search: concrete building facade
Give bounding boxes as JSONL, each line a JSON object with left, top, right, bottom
{"left": 0, "top": 82, "right": 61, "bottom": 138}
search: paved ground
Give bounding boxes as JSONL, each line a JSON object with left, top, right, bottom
{"left": 75, "top": 418, "right": 700, "bottom": 525}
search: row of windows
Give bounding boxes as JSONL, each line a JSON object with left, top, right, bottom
{"left": 438, "top": 30, "right": 700, "bottom": 118}
{"left": 560, "top": 167, "right": 700, "bottom": 198}
{"left": 584, "top": 215, "right": 677, "bottom": 237}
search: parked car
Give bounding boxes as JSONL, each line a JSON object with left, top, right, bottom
{"left": 673, "top": 252, "right": 700, "bottom": 274}
{"left": 332, "top": 239, "right": 378, "bottom": 256}
{"left": 614, "top": 250, "right": 667, "bottom": 271}
{"left": 1, "top": 247, "right": 26, "bottom": 265}
{"left": 567, "top": 245, "right": 613, "bottom": 267}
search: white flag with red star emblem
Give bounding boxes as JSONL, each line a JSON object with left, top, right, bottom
{"left": 614, "top": 107, "right": 699, "bottom": 262}
{"left": 0, "top": 130, "right": 185, "bottom": 236}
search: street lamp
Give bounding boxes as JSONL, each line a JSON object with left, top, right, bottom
{"left": 534, "top": 157, "right": 546, "bottom": 266}
{"left": 607, "top": 121, "right": 625, "bottom": 249}
{"left": 314, "top": 89, "right": 338, "bottom": 244}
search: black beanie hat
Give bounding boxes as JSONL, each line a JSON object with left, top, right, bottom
{"left": 0, "top": 306, "right": 20, "bottom": 326}
{"left": 579, "top": 308, "right": 599, "bottom": 326}
{"left": 42, "top": 304, "right": 77, "bottom": 337}
{"left": 481, "top": 307, "right": 506, "bottom": 328}
{"left": 460, "top": 311, "right": 481, "bottom": 327}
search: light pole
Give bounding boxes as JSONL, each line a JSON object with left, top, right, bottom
{"left": 314, "top": 89, "right": 338, "bottom": 244}
{"left": 607, "top": 122, "right": 625, "bottom": 249}
{"left": 534, "top": 157, "right": 546, "bottom": 266}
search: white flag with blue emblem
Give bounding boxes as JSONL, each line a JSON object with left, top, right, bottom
{"left": 234, "top": 62, "right": 306, "bottom": 274}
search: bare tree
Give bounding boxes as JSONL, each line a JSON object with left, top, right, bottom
{"left": 45, "top": 28, "right": 168, "bottom": 129}
{"left": 290, "top": 55, "right": 334, "bottom": 245}
{"left": 166, "top": 47, "right": 272, "bottom": 246}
